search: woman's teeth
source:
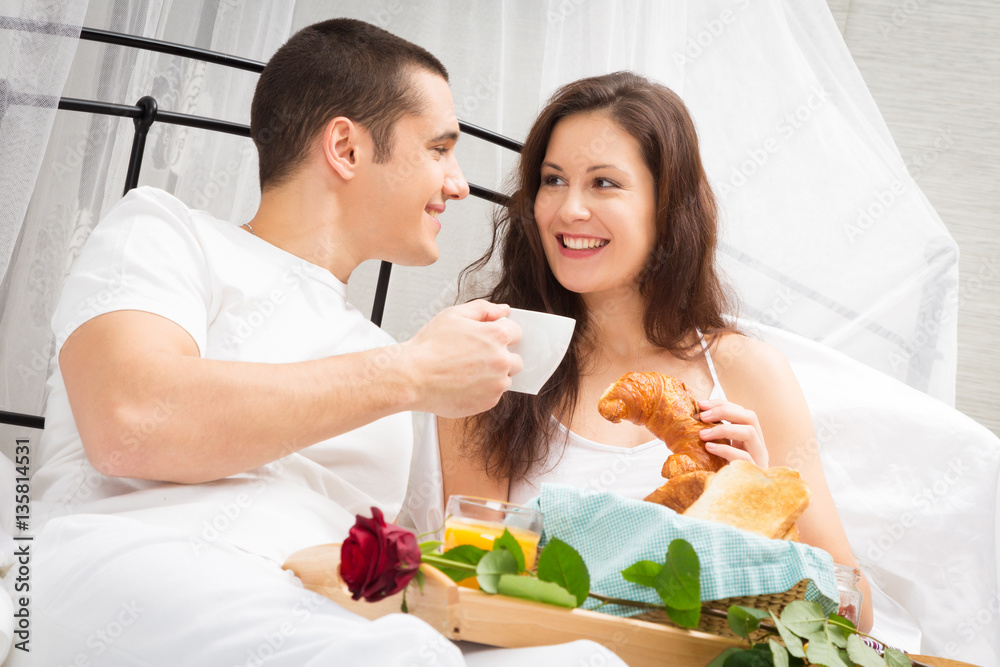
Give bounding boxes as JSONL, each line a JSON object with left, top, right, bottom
{"left": 561, "top": 235, "right": 609, "bottom": 250}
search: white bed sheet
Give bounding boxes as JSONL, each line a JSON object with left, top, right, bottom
{"left": 753, "top": 322, "right": 1000, "bottom": 663}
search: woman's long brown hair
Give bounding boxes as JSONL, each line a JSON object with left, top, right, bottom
{"left": 459, "top": 71, "right": 738, "bottom": 486}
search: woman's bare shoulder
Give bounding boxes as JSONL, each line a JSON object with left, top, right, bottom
{"left": 711, "top": 332, "right": 796, "bottom": 392}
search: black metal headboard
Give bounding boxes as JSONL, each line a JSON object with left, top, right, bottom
{"left": 0, "top": 17, "right": 522, "bottom": 430}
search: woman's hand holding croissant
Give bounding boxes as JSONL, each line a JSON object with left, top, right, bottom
{"left": 697, "top": 399, "right": 769, "bottom": 469}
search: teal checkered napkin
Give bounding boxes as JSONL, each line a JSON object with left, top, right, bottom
{"left": 526, "top": 484, "right": 839, "bottom": 617}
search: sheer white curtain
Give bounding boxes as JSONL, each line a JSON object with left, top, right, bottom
{"left": 0, "top": 0, "right": 996, "bottom": 662}
{"left": 338, "top": 0, "right": 959, "bottom": 405}
{"left": 0, "top": 0, "right": 958, "bottom": 422}
{"left": 0, "top": 0, "right": 294, "bottom": 427}
{"left": 0, "top": 1, "right": 85, "bottom": 447}
{"left": 695, "top": 0, "right": 957, "bottom": 403}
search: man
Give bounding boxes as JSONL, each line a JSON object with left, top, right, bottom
{"left": 20, "top": 18, "right": 622, "bottom": 666}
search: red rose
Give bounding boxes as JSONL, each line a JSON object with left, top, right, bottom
{"left": 340, "top": 507, "right": 421, "bottom": 602}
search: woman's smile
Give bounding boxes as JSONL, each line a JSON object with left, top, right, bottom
{"left": 557, "top": 233, "right": 610, "bottom": 255}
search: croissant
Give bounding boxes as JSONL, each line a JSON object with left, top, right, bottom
{"left": 598, "top": 372, "right": 726, "bottom": 478}
{"left": 644, "top": 470, "right": 713, "bottom": 513}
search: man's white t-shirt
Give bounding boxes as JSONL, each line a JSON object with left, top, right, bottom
{"left": 32, "top": 186, "right": 412, "bottom": 564}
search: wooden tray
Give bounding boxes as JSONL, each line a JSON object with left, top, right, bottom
{"left": 283, "top": 543, "right": 742, "bottom": 667}
{"left": 282, "top": 545, "right": 982, "bottom": 667}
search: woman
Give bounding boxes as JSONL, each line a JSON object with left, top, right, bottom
{"left": 438, "top": 71, "right": 872, "bottom": 631}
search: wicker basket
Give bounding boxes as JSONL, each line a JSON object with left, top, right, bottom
{"left": 635, "top": 579, "right": 810, "bottom": 639}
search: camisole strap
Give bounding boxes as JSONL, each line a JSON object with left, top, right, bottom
{"left": 699, "top": 334, "right": 721, "bottom": 388}
{"left": 698, "top": 331, "right": 727, "bottom": 401}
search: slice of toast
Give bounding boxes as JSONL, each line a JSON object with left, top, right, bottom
{"left": 781, "top": 524, "right": 800, "bottom": 542}
{"left": 681, "top": 460, "right": 810, "bottom": 539}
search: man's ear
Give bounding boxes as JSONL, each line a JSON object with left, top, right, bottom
{"left": 322, "top": 117, "right": 362, "bottom": 181}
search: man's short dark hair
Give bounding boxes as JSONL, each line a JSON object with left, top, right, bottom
{"left": 250, "top": 18, "right": 449, "bottom": 190}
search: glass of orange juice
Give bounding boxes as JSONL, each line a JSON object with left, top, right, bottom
{"left": 443, "top": 495, "right": 543, "bottom": 586}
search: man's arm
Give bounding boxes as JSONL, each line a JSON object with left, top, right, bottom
{"left": 61, "top": 300, "right": 521, "bottom": 484}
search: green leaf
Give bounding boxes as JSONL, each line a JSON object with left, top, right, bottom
{"left": 664, "top": 604, "right": 701, "bottom": 630}
{"left": 727, "top": 605, "right": 770, "bottom": 639}
{"left": 768, "top": 611, "right": 805, "bottom": 658}
{"left": 620, "top": 560, "right": 662, "bottom": 589}
{"left": 413, "top": 569, "right": 426, "bottom": 594}
{"left": 493, "top": 529, "right": 526, "bottom": 573}
{"left": 536, "top": 537, "right": 591, "bottom": 607}
{"left": 826, "top": 612, "right": 856, "bottom": 648}
{"left": 828, "top": 612, "right": 856, "bottom": 635}
{"left": 440, "top": 544, "right": 488, "bottom": 561}
{"left": 780, "top": 600, "right": 826, "bottom": 637}
{"left": 803, "top": 634, "right": 851, "bottom": 667}
{"left": 768, "top": 639, "right": 789, "bottom": 667}
{"left": 653, "top": 539, "right": 701, "bottom": 610}
{"left": 808, "top": 621, "right": 849, "bottom": 650}
{"left": 707, "top": 648, "right": 745, "bottom": 667}
{"left": 418, "top": 540, "right": 442, "bottom": 555}
{"left": 721, "top": 646, "right": 774, "bottom": 666}
{"left": 434, "top": 544, "right": 488, "bottom": 583}
{"left": 496, "top": 574, "right": 578, "bottom": 607}
{"left": 883, "top": 647, "right": 912, "bottom": 667}
{"left": 476, "top": 549, "right": 519, "bottom": 593}
{"left": 831, "top": 627, "right": 850, "bottom": 650}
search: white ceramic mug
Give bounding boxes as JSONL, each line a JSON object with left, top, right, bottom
{"left": 505, "top": 307, "right": 576, "bottom": 394}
